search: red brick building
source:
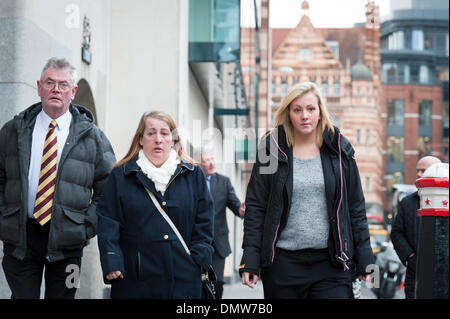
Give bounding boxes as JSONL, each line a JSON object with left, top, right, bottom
{"left": 380, "top": 0, "right": 448, "bottom": 212}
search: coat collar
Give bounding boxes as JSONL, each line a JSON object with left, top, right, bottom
{"left": 262, "top": 124, "right": 355, "bottom": 161}
{"left": 16, "top": 102, "right": 95, "bottom": 138}
{"left": 322, "top": 126, "right": 355, "bottom": 159}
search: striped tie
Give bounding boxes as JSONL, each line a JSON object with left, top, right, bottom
{"left": 33, "top": 120, "right": 58, "bottom": 226}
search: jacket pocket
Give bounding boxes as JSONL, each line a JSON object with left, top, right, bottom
{"left": 56, "top": 207, "right": 87, "bottom": 250}
{"left": 0, "top": 206, "right": 21, "bottom": 244}
{"left": 137, "top": 234, "right": 177, "bottom": 282}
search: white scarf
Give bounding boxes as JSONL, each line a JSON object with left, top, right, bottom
{"left": 136, "top": 149, "right": 180, "bottom": 195}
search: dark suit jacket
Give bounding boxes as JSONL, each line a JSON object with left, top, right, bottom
{"left": 391, "top": 191, "right": 419, "bottom": 296}
{"left": 391, "top": 191, "right": 420, "bottom": 266}
{"left": 209, "top": 173, "right": 242, "bottom": 258}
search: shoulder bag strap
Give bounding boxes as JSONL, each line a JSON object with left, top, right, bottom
{"left": 144, "top": 187, "right": 191, "bottom": 255}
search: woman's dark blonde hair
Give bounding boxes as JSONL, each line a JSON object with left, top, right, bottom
{"left": 115, "top": 110, "right": 195, "bottom": 167}
{"left": 273, "top": 82, "right": 334, "bottom": 147}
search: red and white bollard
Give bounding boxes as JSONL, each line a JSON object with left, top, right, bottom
{"left": 415, "top": 163, "right": 449, "bottom": 299}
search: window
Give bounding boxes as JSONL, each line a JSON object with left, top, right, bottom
{"left": 404, "top": 29, "right": 412, "bottom": 49}
{"left": 366, "top": 128, "right": 371, "bottom": 145}
{"left": 382, "top": 63, "right": 398, "bottom": 83}
{"left": 321, "top": 82, "right": 328, "bottom": 97}
{"left": 326, "top": 41, "right": 339, "bottom": 59}
{"left": 271, "top": 79, "right": 276, "bottom": 96}
{"left": 387, "top": 136, "right": 404, "bottom": 163}
{"left": 412, "top": 29, "right": 424, "bottom": 51}
{"left": 389, "top": 31, "right": 404, "bottom": 49}
{"left": 419, "top": 65, "right": 429, "bottom": 84}
{"left": 419, "top": 100, "right": 432, "bottom": 126}
{"left": 446, "top": 32, "right": 449, "bottom": 56}
{"left": 410, "top": 64, "right": 425, "bottom": 84}
{"left": 410, "top": 64, "right": 418, "bottom": 83}
{"left": 356, "top": 129, "right": 361, "bottom": 144}
{"left": 403, "top": 64, "right": 410, "bottom": 84}
{"left": 396, "top": 30, "right": 404, "bottom": 49}
{"left": 418, "top": 136, "right": 432, "bottom": 157}
{"left": 280, "top": 80, "right": 288, "bottom": 96}
{"left": 188, "top": 0, "right": 240, "bottom": 62}
{"left": 333, "top": 80, "right": 340, "bottom": 97}
{"left": 381, "top": 36, "right": 389, "bottom": 49}
{"left": 424, "top": 30, "right": 433, "bottom": 51}
{"left": 382, "top": 62, "right": 413, "bottom": 84}
{"left": 434, "top": 32, "right": 447, "bottom": 55}
{"left": 387, "top": 99, "right": 404, "bottom": 126}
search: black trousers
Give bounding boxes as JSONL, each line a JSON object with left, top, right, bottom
{"left": 404, "top": 269, "right": 415, "bottom": 299}
{"left": 2, "top": 219, "right": 81, "bottom": 299}
{"left": 211, "top": 250, "right": 225, "bottom": 299}
{"left": 261, "top": 247, "right": 352, "bottom": 299}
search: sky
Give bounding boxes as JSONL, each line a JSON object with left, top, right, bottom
{"left": 242, "top": 0, "right": 391, "bottom": 28}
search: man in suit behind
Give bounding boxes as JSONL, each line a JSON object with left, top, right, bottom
{"left": 391, "top": 155, "right": 441, "bottom": 299}
{"left": 200, "top": 152, "right": 245, "bottom": 299}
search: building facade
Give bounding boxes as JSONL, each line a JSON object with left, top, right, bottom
{"left": 380, "top": 0, "right": 449, "bottom": 211}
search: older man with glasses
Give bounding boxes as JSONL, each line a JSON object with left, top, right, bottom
{"left": 0, "top": 57, "right": 116, "bottom": 299}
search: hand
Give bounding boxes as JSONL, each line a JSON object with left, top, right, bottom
{"left": 106, "top": 270, "right": 124, "bottom": 281}
{"left": 239, "top": 203, "right": 246, "bottom": 217}
{"left": 242, "top": 271, "right": 259, "bottom": 288}
{"left": 358, "top": 274, "right": 370, "bottom": 282}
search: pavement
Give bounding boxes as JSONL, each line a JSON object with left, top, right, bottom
{"left": 222, "top": 276, "right": 405, "bottom": 299}
{"left": 0, "top": 241, "right": 404, "bottom": 300}
{"left": 222, "top": 279, "right": 265, "bottom": 299}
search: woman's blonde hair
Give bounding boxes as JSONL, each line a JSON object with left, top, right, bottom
{"left": 115, "top": 110, "right": 195, "bottom": 167}
{"left": 273, "top": 82, "right": 334, "bottom": 147}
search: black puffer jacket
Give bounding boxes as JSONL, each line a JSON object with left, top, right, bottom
{"left": 239, "top": 125, "right": 374, "bottom": 276}
{"left": 0, "top": 103, "right": 116, "bottom": 262}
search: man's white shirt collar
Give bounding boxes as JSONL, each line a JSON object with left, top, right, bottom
{"left": 37, "top": 108, "right": 72, "bottom": 131}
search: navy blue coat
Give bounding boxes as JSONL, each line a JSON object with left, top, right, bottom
{"left": 96, "top": 155, "right": 214, "bottom": 299}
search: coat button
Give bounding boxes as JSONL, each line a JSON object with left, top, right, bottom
{"left": 162, "top": 201, "right": 166, "bottom": 206}
{"left": 164, "top": 235, "right": 169, "bottom": 239}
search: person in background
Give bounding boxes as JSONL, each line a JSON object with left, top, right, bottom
{"left": 200, "top": 151, "right": 245, "bottom": 299}
{"left": 391, "top": 155, "right": 441, "bottom": 299}
{"left": 97, "top": 110, "right": 214, "bottom": 298}
{"left": 240, "top": 82, "right": 374, "bottom": 299}
{"left": 0, "top": 57, "right": 115, "bottom": 299}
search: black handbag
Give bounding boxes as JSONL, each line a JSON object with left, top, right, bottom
{"left": 201, "top": 266, "right": 217, "bottom": 299}
{"left": 145, "top": 187, "right": 216, "bottom": 299}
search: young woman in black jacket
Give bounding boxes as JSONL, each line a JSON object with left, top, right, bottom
{"left": 240, "top": 82, "right": 374, "bottom": 298}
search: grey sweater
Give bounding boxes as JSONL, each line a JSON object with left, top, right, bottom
{"left": 276, "top": 155, "right": 329, "bottom": 250}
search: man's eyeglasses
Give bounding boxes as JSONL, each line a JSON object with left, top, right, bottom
{"left": 42, "top": 80, "right": 72, "bottom": 92}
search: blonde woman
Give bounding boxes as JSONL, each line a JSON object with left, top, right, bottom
{"left": 96, "top": 110, "right": 214, "bottom": 298}
{"left": 240, "top": 82, "right": 374, "bottom": 298}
